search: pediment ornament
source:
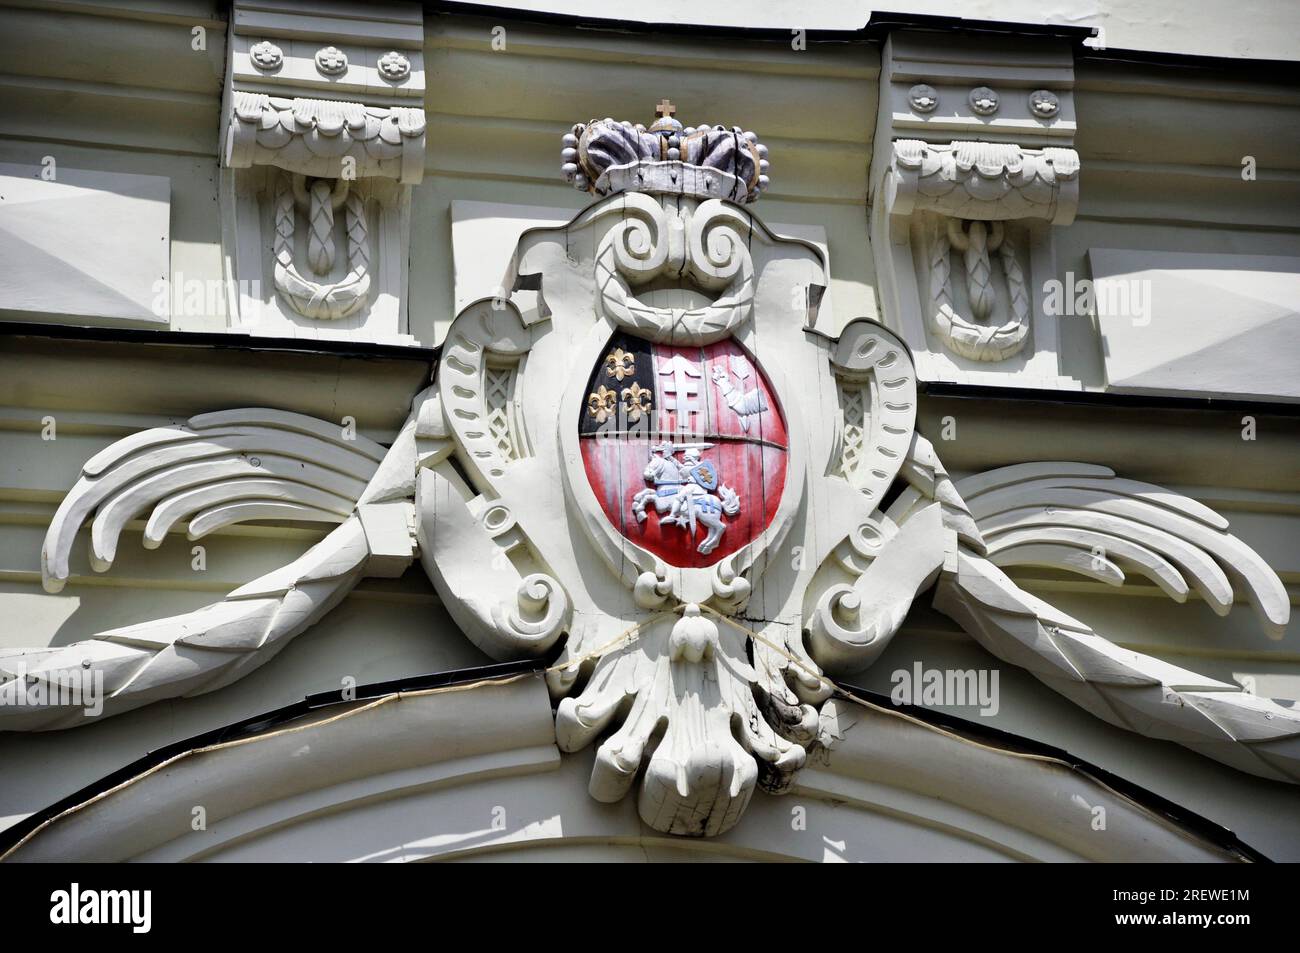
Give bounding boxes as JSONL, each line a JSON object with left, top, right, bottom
{"left": 7, "top": 103, "right": 1296, "bottom": 840}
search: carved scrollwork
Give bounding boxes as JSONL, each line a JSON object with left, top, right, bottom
{"left": 438, "top": 299, "right": 533, "bottom": 485}
{"left": 592, "top": 193, "right": 755, "bottom": 346}
{"left": 490, "top": 573, "right": 570, "bottom": 654}
{"left": 710, "top": 557, "right": 752, "bottom": 614}
{"left": 634, "top": 567, "right": 672, "bottom": 609}
{"left": 807, "top": 503, "right": 947, "bottom": 674}
{"left": 415, "top": 467, "right": 569, "bottom": 661}
{"left": 828, "top": 322, "right": 918, "bottom": 506}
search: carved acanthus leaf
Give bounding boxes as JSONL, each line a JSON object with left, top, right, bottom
{"left": 227, "top": 92, "right": 427, "bottom": 184}
{"left": 555, "top": 606, "right": 805, "bottom": 837}
{"left": 892, "top": 139, "right": 1080, "bottom": 224}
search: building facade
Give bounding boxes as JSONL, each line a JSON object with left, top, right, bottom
{"left": 0, "top": 0, "right": 1298, "bottom": 862}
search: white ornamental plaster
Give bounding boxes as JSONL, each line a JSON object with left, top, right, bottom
{"left": 229, "top": 1, "right": 424, "bottom": 104}
{"left": 450, "top": 199, "right": 830, "bottom": 331}
{"left": 219, "top": 0, "right": 426, "bottom": 344}
{"left": 1089, "top": 249, "right": 1300, "bottom": 402}
{"left": 869, "top": 32, "right": 1083, "bottom": 387}
{"left": 7, "top": 111, "right": 1298, "bottom": 841}
{"left": 0, "top": 163, "right": 170, "bottom": 328}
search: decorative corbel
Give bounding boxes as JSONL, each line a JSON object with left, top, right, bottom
{"left": 219, "top": 0, "right": 426, "bottom": 344}
{"left": 870, "top": 32, "right": 1082, "bottom": 385}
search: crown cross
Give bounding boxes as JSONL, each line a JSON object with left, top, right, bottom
{"left": 655, "top": 98, "right": 676, "bottom": 119}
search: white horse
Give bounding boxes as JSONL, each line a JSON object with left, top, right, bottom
{"left": 632, "top": 454, "right": 740, "bottom": 555}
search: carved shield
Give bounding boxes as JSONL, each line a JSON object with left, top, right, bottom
{"left": 578, "top": 334, "right": 787, "bottom": 568}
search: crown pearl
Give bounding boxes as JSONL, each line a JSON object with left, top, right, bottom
{"left": 758, "top": 174, "right": 770, "bottom": 190}
{"left": 668, "top": 148, "right": 681, "bottom": 160}
{"left": 562, "top": 133, "right": 578, "bottom": 148}
{"left": 743, "top": 130, "right": 758, "bottom": 143}
{"left": 561, "top": 147, "right": 578, "bottom": 162}
{"left": 682, "top": 126, "right": 696, "bottom": 137}
{"left": 756, "top": 143, "right": 769, "bottom": 159}
{"left": 759, "top": 159, "right": 770, "bottom": 174}
{"left": 562, "top": 162, "right": 580, "bottom": 178}
{"left": 573, "top": 173, "right": 588, "bottom": 191}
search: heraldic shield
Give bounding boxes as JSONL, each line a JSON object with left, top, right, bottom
{"left": 578, "top": 334, "right": 787, "bottom": 568}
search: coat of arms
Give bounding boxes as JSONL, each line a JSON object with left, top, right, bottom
{"left": 579, "top": 336, "right": 785, "bottom": 565}
{"left": 7, "top": 102, "right": 1296, "bottom": 839}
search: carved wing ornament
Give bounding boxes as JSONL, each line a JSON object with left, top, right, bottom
{"left": 7, "top": 104, "right": 1296, "bottom": 840}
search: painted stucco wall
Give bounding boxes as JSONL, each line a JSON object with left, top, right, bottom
{"left": 474, "top": 0, "right": 1300, "bottom": 61}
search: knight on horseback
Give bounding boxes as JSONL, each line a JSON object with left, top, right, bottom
{"left": 632, "top": 441, "right": 741, "bottom": 555}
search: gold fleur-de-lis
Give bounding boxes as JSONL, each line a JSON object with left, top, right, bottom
{"left": 605, "top": 348, "right": 635, "bottom": 381}
{"left": 587, "top": 385, "right": 617, "bottom": 423}
{"left": 621, "top": 382, "right": 652, "bottom": 423}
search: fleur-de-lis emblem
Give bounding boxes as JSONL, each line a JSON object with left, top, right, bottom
{"left": 605, "top": 348, "right": 635, "bottom": 381}
{"left": 621, "top": 382, "right": 652, "bottom": 423}
{"left": 587, "top": 385, "right": 617, "bottom": 423}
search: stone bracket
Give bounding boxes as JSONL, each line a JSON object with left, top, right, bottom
{"left": 218, "top": 0, "right": 426, "bottom": 345}
{"left": 869, "top": 30, "right": 1083, "bottom": 385}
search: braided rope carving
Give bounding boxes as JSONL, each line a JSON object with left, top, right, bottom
{"left": 937, "top": 550, "right": 1300, "bottom": 783}
{"left": 912, "top": 462, "right": 1298, "bottom": 784}
{"left": 273, "top": 172, "right": 371, "bottom": 321}
{"left": 928, "top": 216, "right": 1030, "bottom": 362}
{"left": 3, "top": 407, "right": 406, "bottom": 730}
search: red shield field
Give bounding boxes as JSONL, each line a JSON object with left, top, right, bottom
{"left": 578, "top": 335, "right": 788, "bottom": 569}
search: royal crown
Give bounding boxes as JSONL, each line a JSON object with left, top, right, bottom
{"left": 561, "top": 99, "right": 770, "bottom": 203}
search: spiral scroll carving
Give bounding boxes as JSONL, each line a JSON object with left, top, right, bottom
{"left": 593, "top": 194, "right": 755, "bottom": 346}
